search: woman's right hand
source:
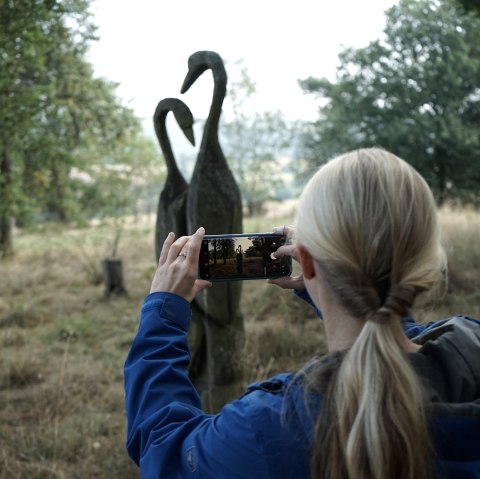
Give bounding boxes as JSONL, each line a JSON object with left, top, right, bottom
{"left": 268, "top": 225, "right": 305, "bottom": 290}
{"left": 150, "top": 227, "right": 212, "bottom": 302}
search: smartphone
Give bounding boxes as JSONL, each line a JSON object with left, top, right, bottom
{"left": 198, "top": 233, "right": 292, "bottom": 282}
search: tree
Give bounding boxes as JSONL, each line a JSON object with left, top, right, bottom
{"left": 75, "top": 132, "right": 164, "bottom": 229}
{"left": 0, "top": 0, "right": 67, "bottom": 254}
{"left": 1, "top": 0, "right": 95, "bottom": 252}
{"left": 456, "top": 0, "right": 480, "bottom": 14}
{"left": 221, "top": 61, "right": 292, "bottom": 216}
{"left": 0, "top": 0, "right": 147, "bottom": 256}
{"left": 298, "top": 0, "right": 480, "bottom": 204}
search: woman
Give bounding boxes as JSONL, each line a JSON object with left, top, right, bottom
{"left": 124, "top": 148, "right": 480, "bottom": 478}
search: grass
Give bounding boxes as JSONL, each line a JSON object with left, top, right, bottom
{"left": 0, "top": 204, "right": 479, "bottom": 478}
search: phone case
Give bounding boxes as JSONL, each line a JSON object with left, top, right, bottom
{"left": 199, "top": 233, "right": 291, "bottom": 282}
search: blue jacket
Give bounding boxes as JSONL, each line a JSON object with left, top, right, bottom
{"left": 124, "top": 292, "right": 480, "bottom": 478}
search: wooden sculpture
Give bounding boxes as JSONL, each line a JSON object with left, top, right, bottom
{"left": 181, "top": 51, "right": 244, "bottom": 411}
{"left": 153, "top": 98, "right": 194, "bottom": 261}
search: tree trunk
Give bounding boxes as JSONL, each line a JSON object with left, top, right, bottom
{"left": 48, "top": 160, "right": 68, "bottom": 222}
{"left": 0, "top": 216, "right": 13, "bottom": 258}
{"left": 101, "top": 258, "right": 127, "bottom": 298}
{"left": 434, "top": 146, "right": 448, "bottom": 206}
{"left": 0, "top": 148, "right": 14, "bottom": 258}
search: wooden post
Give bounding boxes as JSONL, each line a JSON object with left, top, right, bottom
{"left": 101, "top": 258, "right": 127, "bottom": 298}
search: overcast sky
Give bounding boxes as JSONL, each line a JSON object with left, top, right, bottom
{"left": 87, "top": 0, "right": 398, "bottom": 127}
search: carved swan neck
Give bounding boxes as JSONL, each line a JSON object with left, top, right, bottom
{"left": 154, "top": 98, "right": 193, "bottom": 184}
{"left": 181, "top": 52, "right": 227, "bottom": 151}
{"left": 204, "top": 65, "right": 226, "bottom": 142}
{"left": 155, "top": 110, "right": 182, "bottom": 179}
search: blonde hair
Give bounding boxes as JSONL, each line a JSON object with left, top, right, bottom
{"left": 296, "top": 148, "right": 445, "bottom": 479}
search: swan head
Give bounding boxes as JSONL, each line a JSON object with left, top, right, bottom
{"left": 154, "top": 98, "right": 195, "bottom": 146}
{"left": 180, "top": 50, "right": 226, "bottom": 94}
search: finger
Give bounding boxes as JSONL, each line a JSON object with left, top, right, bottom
{"left": 193, "top": 279, "right": 212, "bottom": 294}
{"left": 185, "top": 279, "right": 212, "bottom": 302}
{"left": 185, "top": 227, "right": 205, "bottom": 269}
{"left": 166, "top": 235, "right": 190, "bottom": 263}
{"left": 273, "top": 224, "right": 295, "bottom": 237}
{"left": 267, "top": 277, "right": 293, "bottom": 288}
{"left": 159, "top": 232, "right": 175, "bottom": 266}
{"left": 267, "top": 275, "right": 304, "bottom": 290}
{"left": 272, "top": 244, "right": 298, "bottom": 260}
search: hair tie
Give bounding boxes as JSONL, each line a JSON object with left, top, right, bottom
{"left": 383, "top": 285, "right": 416, "bottom": 318}
{"left": 368, "top": 307, "right": 392, "bottom": 324}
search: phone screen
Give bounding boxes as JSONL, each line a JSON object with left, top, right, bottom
{"left": 198, "top": 233, "right": 292, "bottom": 281}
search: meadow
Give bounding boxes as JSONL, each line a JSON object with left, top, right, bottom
{"left": 0, "top": 203, "right": 479, "bottom": 478}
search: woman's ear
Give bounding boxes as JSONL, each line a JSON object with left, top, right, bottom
{"left": 298, "top": 246, "right": 316, "bottom": 280}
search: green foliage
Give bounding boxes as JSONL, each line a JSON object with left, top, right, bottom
{"left": 298, "top": 0, "right": 480, "bottom": 204}
{"left": 73, "top": 132, "right": 163, "bottom": 221}
{"left": 455, "top": 0, "right": 480, "bottom": 14}
{"left": 1, "top": 0, "right": 93, "bottom": 219}
{"left": 0, "top": 0, "right": 161, "bottom": 256}
{"left": 222, "top": 61, "right": 292, "bottom": 216}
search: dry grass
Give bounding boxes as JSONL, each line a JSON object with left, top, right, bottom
{"left": 415, "top": 205, "right": 480, "bottom": 322}
{"left": 0, "top": 205, "right": 478, "bottom": 477}
{"left": 0, "top": 222, "right": 152, "bottom": 479}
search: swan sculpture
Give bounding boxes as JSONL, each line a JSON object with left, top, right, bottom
{"left": 153, "top": 98, "right": 194, "bottom": 261}
{"left": 181, "top": 51, "right": 242, "bottom": 234}
{"left": 181, "top": 51, "right": 244, "bottom": 411}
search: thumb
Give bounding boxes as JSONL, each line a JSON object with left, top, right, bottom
{"left": 193, "top": 279, "right": 212, "bottom": 296}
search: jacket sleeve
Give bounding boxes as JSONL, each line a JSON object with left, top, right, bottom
{"left": 124, "top": 292, "right": 271, "bottom": 479}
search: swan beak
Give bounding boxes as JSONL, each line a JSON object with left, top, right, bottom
{"left": 180, "top": 70, "right": 196, "bottom": 94}
{"left": 184, "top": 126, "right": 195, "bottom": 146}
{"left": 180, "top": 64, "right": 207, "bottom": 94}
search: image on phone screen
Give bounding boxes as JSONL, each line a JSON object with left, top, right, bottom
{"left": 199, "top": 233, "right": 291, "bottom": 281}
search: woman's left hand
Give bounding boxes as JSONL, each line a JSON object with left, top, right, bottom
{"left": 267, "top": 225, "right": 305, "bottom": 290}
{"left": 150, "top": 227, "right": 212, "bottom": 302}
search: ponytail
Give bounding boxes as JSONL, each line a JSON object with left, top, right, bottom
{"left": 311, "top": 319, "right": 432, "bottom": 479}
{"left": 295, "top": 148, "right": 445, "bottom": 479}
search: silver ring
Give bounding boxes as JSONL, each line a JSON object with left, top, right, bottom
{"left": 178, "top": 252, "right": 187, "bottom": 257}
